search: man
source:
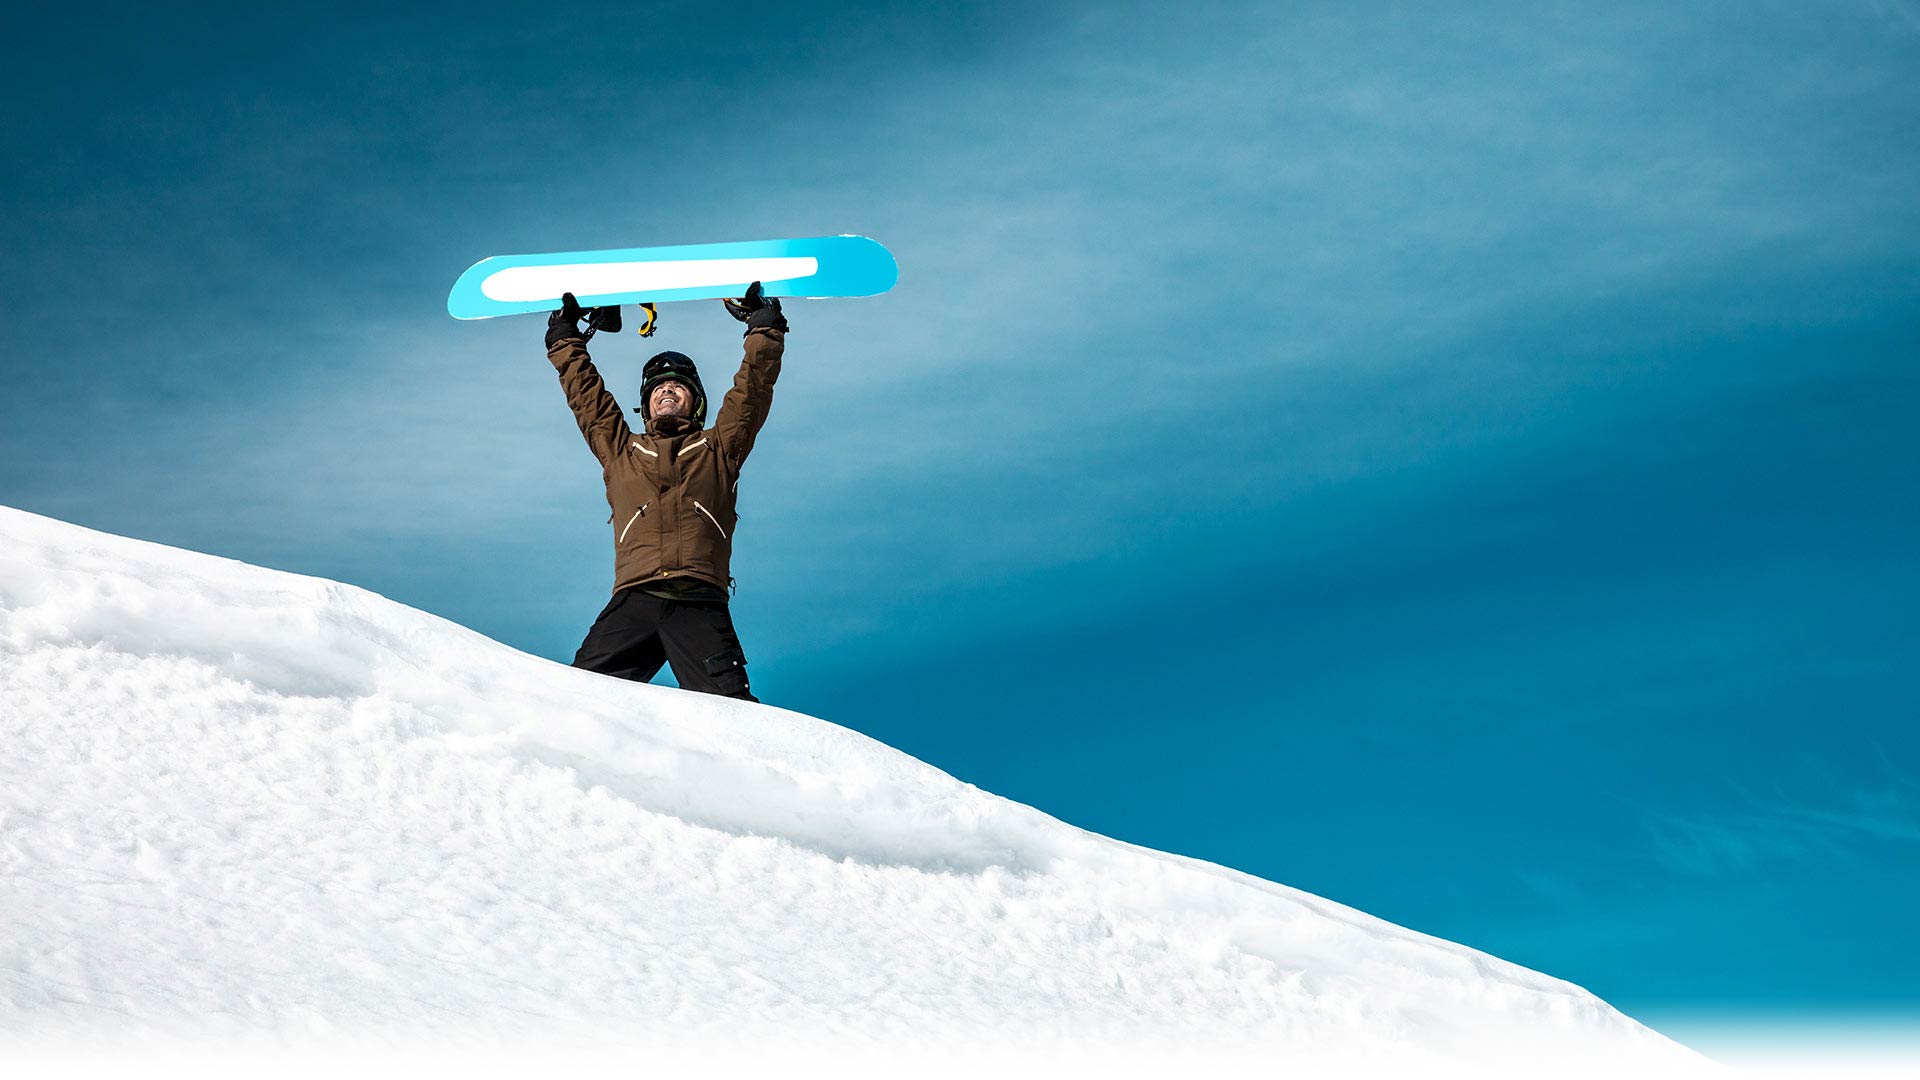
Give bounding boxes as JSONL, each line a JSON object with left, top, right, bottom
{"left": 544, "top": 282, "right": 787, "bottom": 701}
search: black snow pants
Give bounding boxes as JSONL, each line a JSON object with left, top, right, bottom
{"left": 570, "top": 587, "right": 757, "bottom": 702}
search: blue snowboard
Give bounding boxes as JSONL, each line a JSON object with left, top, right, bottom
{"left": 447, "top": 235, "right": 897, "bottom": 320}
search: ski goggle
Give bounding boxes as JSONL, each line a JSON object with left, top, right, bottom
{"left": 643, "top": 352, "right": 699, "bottom": 382}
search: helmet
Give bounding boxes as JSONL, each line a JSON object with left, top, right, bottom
{"left": 638, "top": 350, "right": 707, "bottom": 425}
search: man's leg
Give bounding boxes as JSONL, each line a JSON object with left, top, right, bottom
{"left": 571, "top": 589, "right": 669, "bottom": 683}
{"left": 658, "top": 600, "right": 758, "bottom": 702}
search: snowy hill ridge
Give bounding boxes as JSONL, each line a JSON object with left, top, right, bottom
{"left": 0, "top": 505, "right": 1695, "bottom": 1067}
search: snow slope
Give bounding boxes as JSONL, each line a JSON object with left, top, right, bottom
{"left": 0, "top": 505, "right": 1699, "bottom": 1069}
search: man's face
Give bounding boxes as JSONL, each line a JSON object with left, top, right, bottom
{"left": 649, "top": 378, "right": 692, "bottom": 420}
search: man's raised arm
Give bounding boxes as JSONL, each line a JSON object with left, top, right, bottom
{"left": 714, "top": 282, "right": 787, "bottom": 469}
{"left": 545, "top": 292, "right": 632, "bottom": 464}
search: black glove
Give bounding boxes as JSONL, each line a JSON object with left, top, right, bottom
{"left": 723, "top": 281, "right": 788, "bottom": 334}
{"left": 546, "top": 292, "right": 587, "bottom": 349}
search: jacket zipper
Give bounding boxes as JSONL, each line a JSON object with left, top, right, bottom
{"left": 618, "top": 504, "right": 648, "bottom": 543}
{"left": 692, "top": 500, "right": 729, "bottom": 540}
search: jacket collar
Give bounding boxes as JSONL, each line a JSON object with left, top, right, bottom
{"left": 647, "top": 415, "right": 701, "bottom": 439}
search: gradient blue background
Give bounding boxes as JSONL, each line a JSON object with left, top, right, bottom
{"left": 3, "top": 0, "right": 1916, "bottom": 1053}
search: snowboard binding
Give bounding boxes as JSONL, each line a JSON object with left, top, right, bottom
{"left": 580, "top": 302, "right": 658, "bottom": 340}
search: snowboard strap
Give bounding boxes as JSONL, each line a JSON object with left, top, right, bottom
{"left": 580, "top": 302, "right": 655, "bottom": 341}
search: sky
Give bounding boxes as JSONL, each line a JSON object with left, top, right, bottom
{"left": 2, "top": 0, "right": 1917, "bottom": 1054}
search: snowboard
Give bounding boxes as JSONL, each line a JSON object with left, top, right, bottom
{"left": 447, "top": 235, "right": 897, "bottom": 320}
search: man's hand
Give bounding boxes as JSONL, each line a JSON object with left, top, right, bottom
{"left": 723, "top": 281, "right": 788, "bottom": 334}
{"left": 547, "top": 292, "right": 588, "bottom": 349}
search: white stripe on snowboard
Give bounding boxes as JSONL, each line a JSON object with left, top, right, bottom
{"left": 480, "top": 257, "right": 818, "bottom": 302}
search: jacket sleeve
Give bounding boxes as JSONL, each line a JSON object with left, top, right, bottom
{"left": 713, "top": 326, "right": 784, "bottom": 472}
{"left": 547, "top": 336, "right": 633, "bottom": 464}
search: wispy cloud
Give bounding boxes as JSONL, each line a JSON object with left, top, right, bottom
{"left": 1643, "top": 774, "right": 1920, "bottom": 876}
{"left": 1865, "top": 0, "right": 1920, "bottom": 33}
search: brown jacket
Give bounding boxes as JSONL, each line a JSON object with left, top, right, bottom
{"left": 547, "top": 327, "right": 784, "bottom": 595}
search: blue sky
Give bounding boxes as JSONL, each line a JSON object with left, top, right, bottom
{"left": 3, "top": 0, "right": 1916, "bottom": 1050}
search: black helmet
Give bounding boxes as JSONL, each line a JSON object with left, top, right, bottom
{"left": 638, "top": 350, "right": 707, "bottom": 425}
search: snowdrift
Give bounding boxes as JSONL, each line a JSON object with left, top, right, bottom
{"left": 0, "top": 505, "right": 1699, "bottom": 1069}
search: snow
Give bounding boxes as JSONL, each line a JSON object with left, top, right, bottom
{"left": 0, "top": 504, "right": 1705, "bottom": 1072}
